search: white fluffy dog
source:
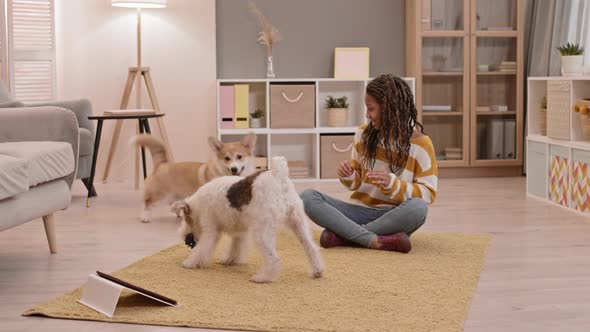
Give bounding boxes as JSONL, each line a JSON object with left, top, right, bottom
{"left": 171, "top": 156, "right": 324, "bottom": 283}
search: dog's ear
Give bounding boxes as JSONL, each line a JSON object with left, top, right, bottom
{"left": 242, "top": 132, "right": 257, "bottom": 151}
{"left": 208, "top": 137, "right": 224, "bottom": 153}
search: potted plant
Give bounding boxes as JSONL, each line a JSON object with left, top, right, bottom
{"left": 250, "top": 109, "right": 265, "bottom": 128}
{"left": 539, "top": 96, "right": 547, "bottom": 135}
{"left": 324, "top": 96, "right": 349, "bottom": 127}
{"left": 557, "top": 42, "right": 584, "bottom": 76}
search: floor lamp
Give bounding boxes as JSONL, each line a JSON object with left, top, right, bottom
{"left": 105, "top": 0, "right": 173, "bottom": 189}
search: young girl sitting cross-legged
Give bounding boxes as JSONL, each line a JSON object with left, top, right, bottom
{"left": 300, "top": 74, "right": 438, "bottom": 253}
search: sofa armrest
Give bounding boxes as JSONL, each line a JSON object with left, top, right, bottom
{"left": 25, "top": 99, "right": 94, "bottom": 135}
{"left": 0, "top": 106, "right": 79, "bottom": 188}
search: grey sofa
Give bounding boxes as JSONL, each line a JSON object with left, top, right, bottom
{"left": 0, "top": 106, "right": 79, "bottom": 253}
{"left": 0, "top": 81, "right": 95, "bottom": 194}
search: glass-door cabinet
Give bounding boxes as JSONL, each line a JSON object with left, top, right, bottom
{"left": 414, "top": 0, "right": 470, "bottom": 167}
{"left": 471, "top": 0, "right": 523, "bottom": 166}
{"left": 407, "top": 0, "right": 523, "bottom": 171}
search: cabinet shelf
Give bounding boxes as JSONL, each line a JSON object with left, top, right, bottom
{"left": 474, "top": 31, "right": 518, "bottom": 38}
{"left": 476, "top": 71, "right": 516, "bottom": 76}
{"left": 422, "top": 111, "right": 462, "bottom": 117}
{"left": 476, "top": 111, "right": 516, "bottom": 116}
{"left": 216, "top": 78, "right": 415, "bottom": 181}
{"left": 526, "top": 77, "right": 590, "bottom": 216}
{"left": 423, "top": 71, "right": 464, "bottom": 76}
{"left": 422, "top": 31, "right": 466, "bottom": 38}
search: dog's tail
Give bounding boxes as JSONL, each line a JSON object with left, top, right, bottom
{"left": 270, "top": 156, "right": 290, "bottom": 180}
{"left": 130, "top": 134, "right": 168, "bottom": 170}
{"left": 171, "top": 200, "right": 193, "bottom": 239}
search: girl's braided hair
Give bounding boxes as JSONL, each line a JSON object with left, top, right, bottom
{"left": 362, "top": 74, "right": 424, "bottom": 174}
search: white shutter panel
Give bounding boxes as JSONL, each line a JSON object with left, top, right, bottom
{"left": 7, "top": 0, "right": 55, "bottom": 102}
{"left": 0, "top": 1, "right": 7, "bottom": 83}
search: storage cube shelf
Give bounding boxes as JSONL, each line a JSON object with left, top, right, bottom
{"left": 526, "top": 77, "right": 590, "bottom": 217}
{"left": 216, "top": 78, "right": 416, "bottom": 181}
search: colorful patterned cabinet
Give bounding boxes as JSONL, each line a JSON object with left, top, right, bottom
{"left": 526, "top": 77, "right": 590, "bottom": 217}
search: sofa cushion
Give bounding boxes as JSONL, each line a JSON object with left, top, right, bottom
{"left": 79, "top": 127, "right": 93, "bottom": 157}
{"left": 0, "top": 142, "right": 75, "bottom": 187}
{"left": 0, "top": 155, "right": 29, "bottom": 200}
{"left": 0, "top": 101, "right": 25, "bottom": 108}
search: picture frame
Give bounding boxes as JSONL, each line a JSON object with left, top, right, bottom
{"left": 334, "top": 47, "right": 370, "bottom": 79}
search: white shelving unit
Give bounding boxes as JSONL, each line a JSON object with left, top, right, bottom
{"left": 526, "top": 77, "right": 590, "bottom": 217}
{"left": 216, "top": 77, "right": 416, "bottom": 182}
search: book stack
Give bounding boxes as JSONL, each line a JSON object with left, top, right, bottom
{"left": 486, "top": 119, "right": 516, "bottom": 159}
{"left": 287, "top": 160, "right": 310, "bottom": 179}
{"left": 443, "top": 147, "right": 462, "bottom": 160}
{"left": 490, "top": 61, "right": 516, "bottom": 73}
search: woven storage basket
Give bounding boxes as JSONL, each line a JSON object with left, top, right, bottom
{"left": 270, "top": 84, "right": 315, "bottom": 129}
{"left": 580, "top": 114, "right": 590, "bottom": 139}
{"left": 320, "top": 135, "right": 354, "bottom": 179}
{"left": 547, "top": 80, "right": 571, "bottom": 140}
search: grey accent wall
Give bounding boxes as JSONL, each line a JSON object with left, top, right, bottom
{"left": 216, "top": 0, "right": 405, "bottom": 79}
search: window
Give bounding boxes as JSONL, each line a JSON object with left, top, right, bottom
{"left": 0, "top": 0, "right": 7, "bottom": 83}
{"left": 1, "top": 0, "right": 55, "bottom": 102}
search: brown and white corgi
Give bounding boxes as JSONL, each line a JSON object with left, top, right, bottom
{"left": 132, "top": 133, "right": 257, "bottom": 222}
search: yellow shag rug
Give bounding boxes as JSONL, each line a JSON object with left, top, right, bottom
{"left": 24, "top": 232, "right": 490, "bottom": 332}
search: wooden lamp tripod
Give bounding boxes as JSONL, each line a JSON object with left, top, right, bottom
{"left": 106, "top": 0, "right": 173, "bottom": 189}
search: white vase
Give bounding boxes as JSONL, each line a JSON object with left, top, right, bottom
{"left": 561, "top": 55, "right": 584, "bottom": 76}
{"left": 266, "top": 56, "right": 275, "bottom": 78}
{"left": 327, "top": 108, "right": 348, "bottom": 127}
{"left": 250, "top": 117, "right": 264, "bottom": 128}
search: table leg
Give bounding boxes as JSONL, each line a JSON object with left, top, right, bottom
{"left": 143, "top": 118, "right": 152, "bottom": 134}
{"left": 87, "top": 119, "right": 104, "bottom": 207}
{"left": 138, "top": 119, "right": 147, "bottom": 179}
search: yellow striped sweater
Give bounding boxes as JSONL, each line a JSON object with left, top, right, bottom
{"left": 340, "top": 124, "right": 438, "bottom": 207}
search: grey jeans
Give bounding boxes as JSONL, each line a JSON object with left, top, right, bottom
{"left": 300, "top": 189, "right": 428, "bottom": 247}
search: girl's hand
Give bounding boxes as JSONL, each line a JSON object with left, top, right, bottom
{"left": 367, "top": 170, "right": 392, "bottom": 187}
{"left": 338, "top": 160, "right": 354, "bottom": 178}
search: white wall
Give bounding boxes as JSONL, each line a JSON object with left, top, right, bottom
{"left": 55, "top": 0, "right": 216, "bottom": 183}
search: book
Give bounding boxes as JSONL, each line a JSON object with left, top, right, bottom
{"left": 220, "top": 85, "right": 235, "bottom": 129}
{"left": 234, "top": 84, "right": 250, "bottom": 129}
{"left": 78, "top": 271, "right": 177, "bottom": 318}
{"left": 486, "top": 119, "right": 505, "bottom": 159}
{"left": 503, "top": 119, "right": 516, "bottom": 159}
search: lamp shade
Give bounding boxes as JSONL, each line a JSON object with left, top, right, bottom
{"left": 112, "top": 0, "right": 166, "bottom": 9}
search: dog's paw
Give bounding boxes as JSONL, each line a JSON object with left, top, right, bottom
{"left": 221, "top": 256, "right": 245, "bottom": 266}
{"left": 181, "top": 259, "right": 197, "bottom": 269}
{"left": 140, "top": 211, "right": 151, "bottom": 223}
{"left": 220, "top": 256, "right": 237, "bottom": 266}
{"left": 249, "top": 274, "right": 274, "bottom": 283}
{"left": 311, "top": 270, "right": 323, "bottom": 279}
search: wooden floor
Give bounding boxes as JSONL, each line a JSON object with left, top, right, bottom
{"left": 2, "top": 176, "right": 590, "bottom": 331}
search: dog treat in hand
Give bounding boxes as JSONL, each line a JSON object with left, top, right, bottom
{"left": 184, "top": 234, "right": 197, "bottom": 248}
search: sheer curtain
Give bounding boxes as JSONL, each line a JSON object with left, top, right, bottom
{"left": 526, "top": 0, "right": 590, "bottom": 77}
{"left": 566, "top": 0, "right": 590, "bottom": 69}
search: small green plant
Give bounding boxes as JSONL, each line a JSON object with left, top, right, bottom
{"left": 250, "top": 109, "right": 264, "bottom": 118}
{"left": 324, "top": 96, "right": 349, "bottom": 109}
{"left": 540, "top": 96, "right": 547, "bottom": 110}
{"left": 557, "top": 42, "right": 584, "bottom": 56}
